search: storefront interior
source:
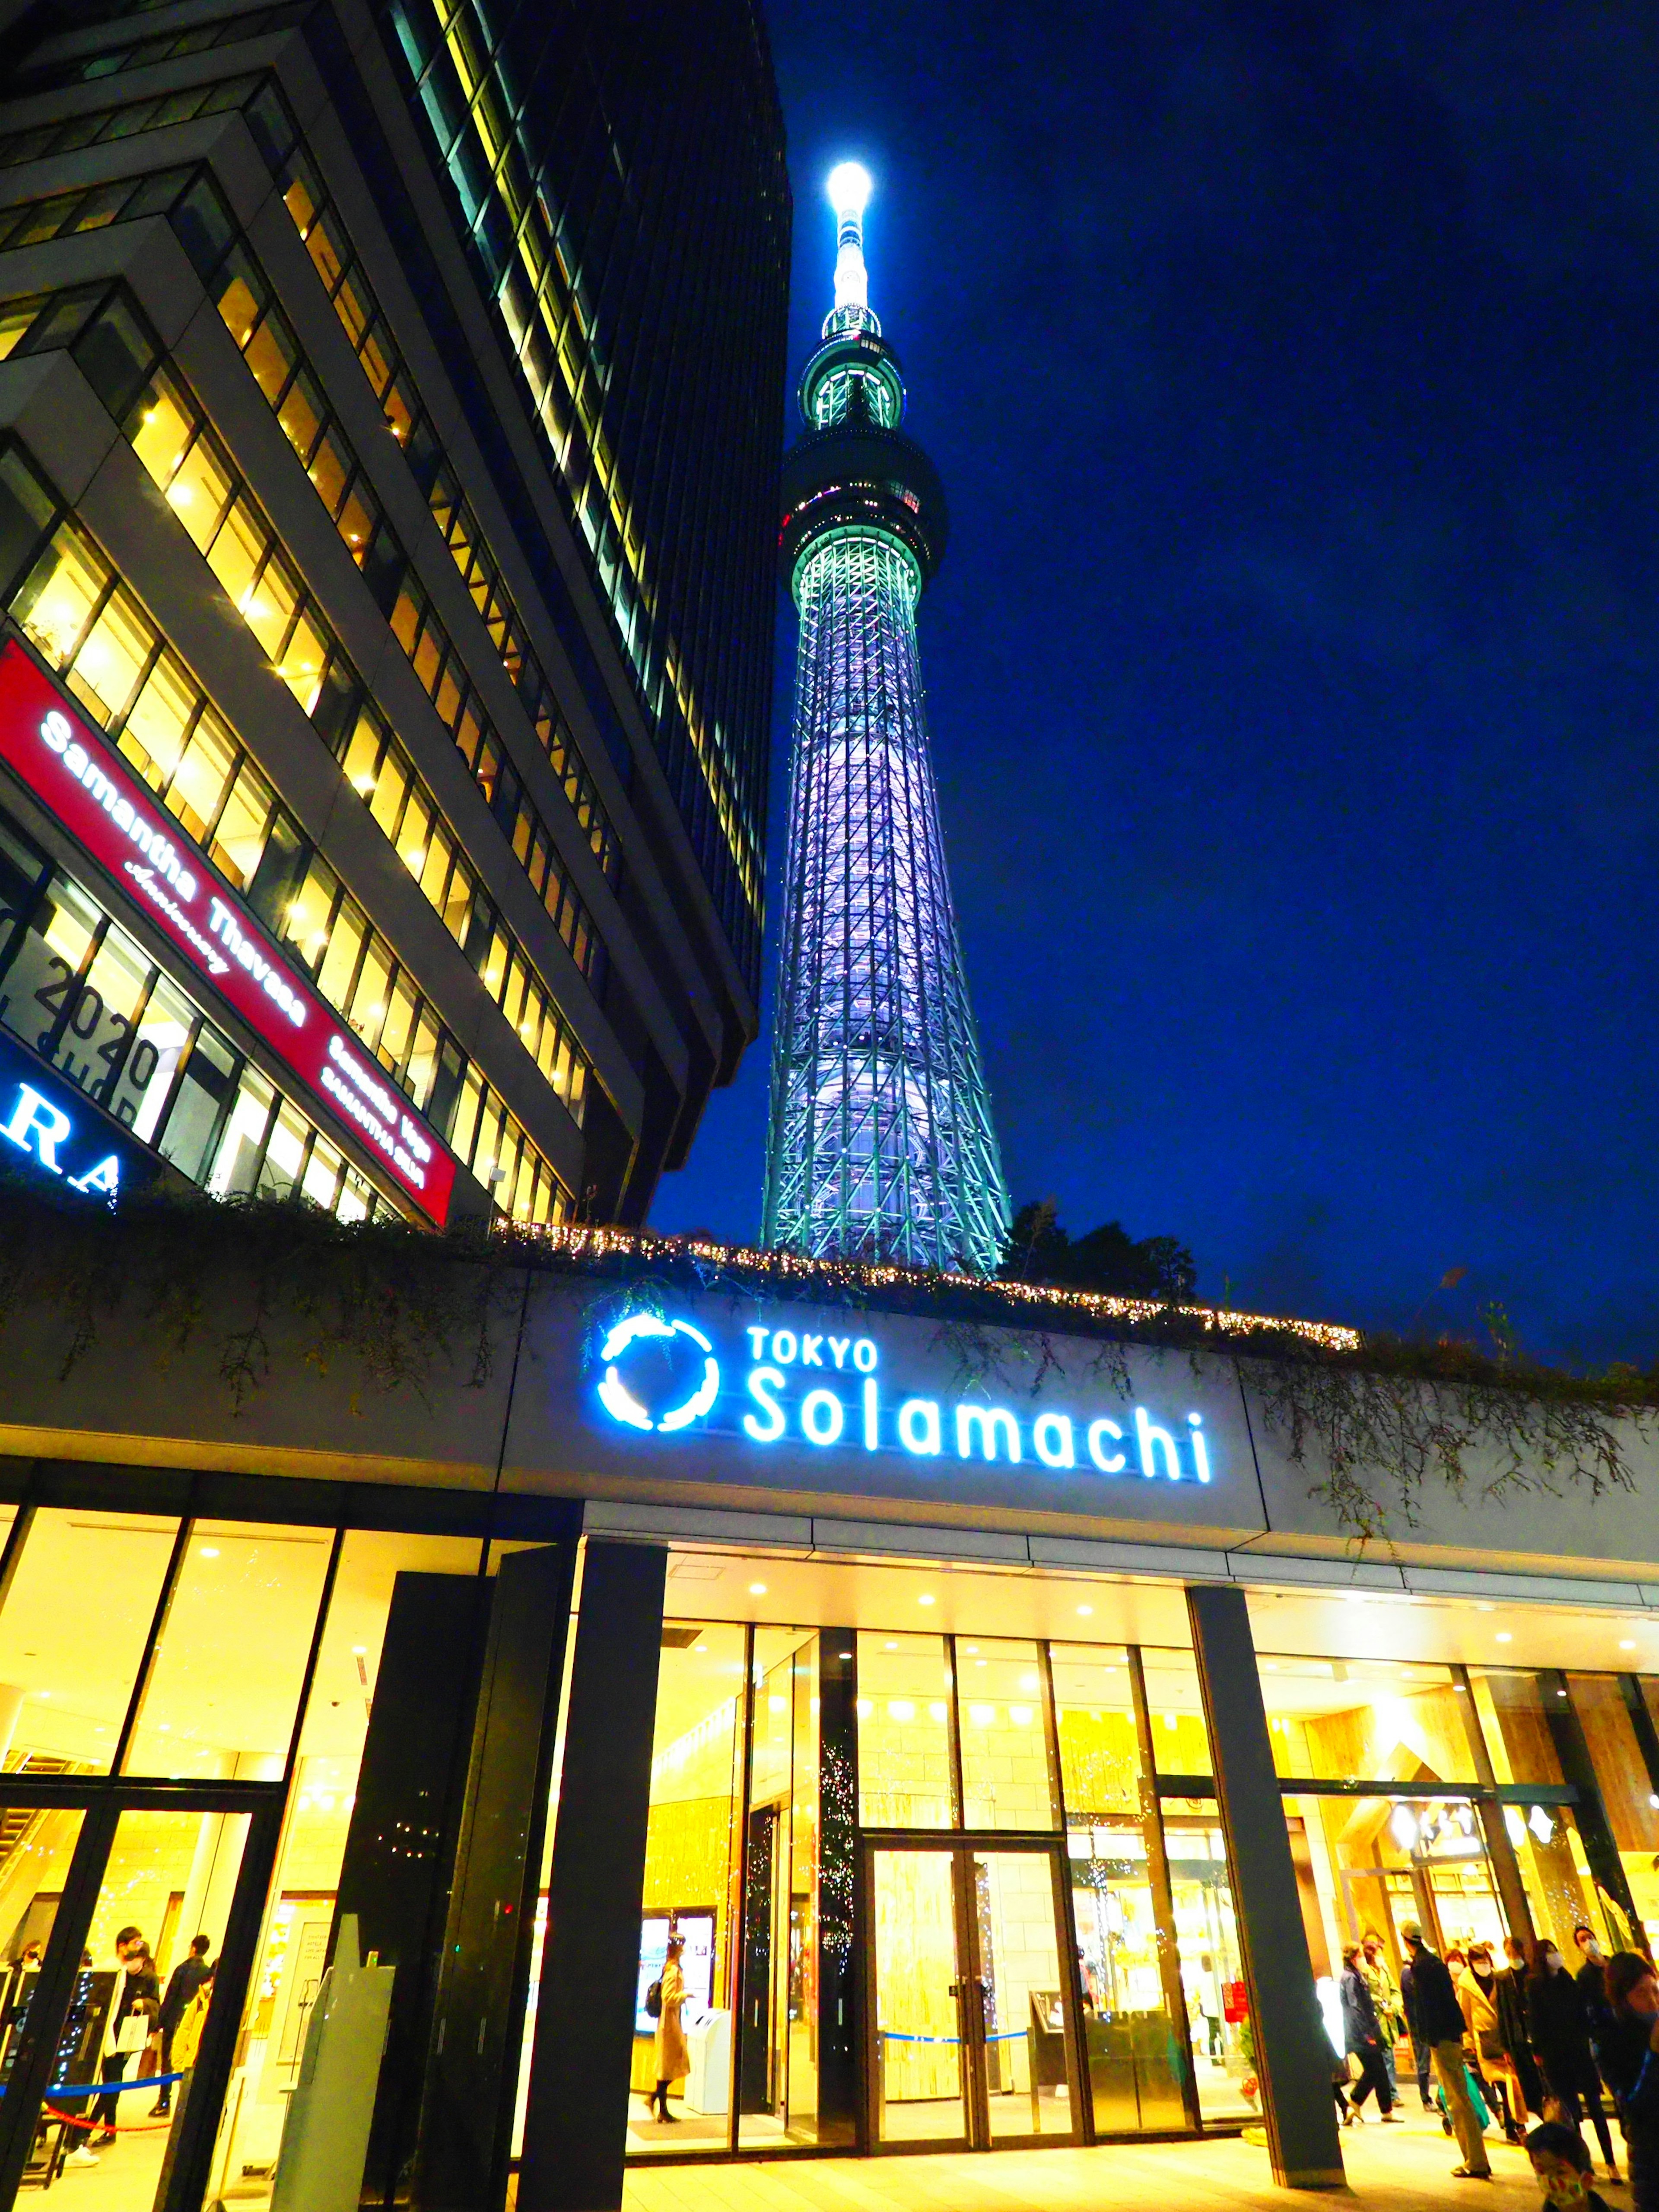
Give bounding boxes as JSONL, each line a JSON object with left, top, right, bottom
{"left": 0, "top": 1513, "right": 1654, "bottom": 2201}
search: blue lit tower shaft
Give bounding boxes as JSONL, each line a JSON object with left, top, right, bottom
{"left": 763, "top": 175, "right": 1008, "bottom": 1273}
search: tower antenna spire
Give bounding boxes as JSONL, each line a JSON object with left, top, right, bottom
{"left": 825, "top": 161, "right": 878, "bottom": 337}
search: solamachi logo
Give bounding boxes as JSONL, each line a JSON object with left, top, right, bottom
{"left": 596, "top": 1314, "right": 721, "bottom": 1433}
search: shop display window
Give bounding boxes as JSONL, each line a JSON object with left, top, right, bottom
{"left": 626, "top": 1621, "right": 744, "bottom": 2158}
{"left": 1258, "top": 1655, "right": 1482, "bottom": 1785}
{"left": 856, "top": 1634, "right": 954, "bottom": 1829}
{"left": 0, "top": 1508, "right": 180, "bottom": 1773}
{"left": 957, "top": 1640, "right": 1058, "bottom": 1832}
{"left": 118, "top": 1522, "right": 335, "bottom": 1780}
{"left": 1141, "top": 1648, "right": 1212, "bottom": 1776}
{"left": 1567, "top": 1674, "right": 1659, "bottom": 1948}
{"left": 1468, "top": 1667, "right": 1568, "bottom": 1786}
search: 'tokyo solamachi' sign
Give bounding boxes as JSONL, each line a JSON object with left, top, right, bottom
{"left": 590, "top": 1309, "right": 1215, "bottom": 1483}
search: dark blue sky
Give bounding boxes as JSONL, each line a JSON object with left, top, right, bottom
{"left": 650, "top": 0, "right": 1659, "bottom": 1367}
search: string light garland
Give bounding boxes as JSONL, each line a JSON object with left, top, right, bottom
{"left": 501, "top": 1220, "right": 1361, "bottom": 1353}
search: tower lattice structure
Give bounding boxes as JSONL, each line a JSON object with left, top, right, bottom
{"left": 763, "top": 168, "right": 1009, "bottom": 1275}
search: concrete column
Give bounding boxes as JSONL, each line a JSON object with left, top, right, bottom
{"left": 519, "top": 1541, "right": 666, "bottom": 2212}
{"left": 1186, "top": 1584, "right": 1344, "bottom": 2187}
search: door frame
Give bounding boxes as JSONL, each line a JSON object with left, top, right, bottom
{"left": 0, "top": 1774, "right": 285, "bottom": 2208}
{"left": 861, "top": 1833, "right": 1085, "bottom": 2155}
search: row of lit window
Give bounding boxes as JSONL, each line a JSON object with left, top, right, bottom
{"left": 0, "top": 804, "right": 384, "bottom": 1224}
{"left": 162, "top": 175, "right": 614, "bottom": 979}
{"left": 385, "top": 0, "right": 763, "bottom": 920}
{"left": 0, "top": 60, "right": 756, "bottom": 971}
{"left": 0, "top": 446, "right": 575, "bottom": 1215}
{"left": 259, "top": 133, "right": 623, "bottom": 883}
{"left": 0, "top": 267, "right": 598, "bottom": 1122}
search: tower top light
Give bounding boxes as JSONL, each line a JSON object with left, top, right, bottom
{"left": 825, "top": 162, "right": 878, "bottom": 337}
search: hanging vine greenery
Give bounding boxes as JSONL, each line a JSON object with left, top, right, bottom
{"left": 1244, "top": 1308, "right": 1658, "bottom": 1542}
{"left": 0, "top": 1175, "right": 1651, "bottom": 1538}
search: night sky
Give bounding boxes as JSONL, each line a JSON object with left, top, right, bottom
{"left": 648, "top": 1, "right": 1659, "bottom": 1367}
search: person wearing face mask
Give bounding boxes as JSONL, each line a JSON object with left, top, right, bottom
{"left": 1529, "top": 2120, "right": 1617, "bottom": 2212}
{"left": 1461, "top": 1944, "right": 1524, "bottom": 2142}
{"left": 1602, "top": 1953, "right": 1659, "bottom": 2212}
{"left": 1528, "top": 1939, "right": 1622, "bottom": 2184}
{"left": 1502, "top": 1934, "right": 1548, "bottom": 2123}
{"left": 1592, "top": 1955, "right": 1654, "bottom": 2212}
{"left": 1577, "top": 1930, "right": 1619, "bottom": 2092}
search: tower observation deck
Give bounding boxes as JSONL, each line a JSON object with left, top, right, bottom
{"left": 763, "top": 166, "right": 1009, "bottom": 1274}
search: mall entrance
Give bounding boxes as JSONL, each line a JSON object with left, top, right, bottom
{"left": 0, "top": 1775, "right": 283, "bottom": 2208}
{"left": 866, "top": 1839, "right": 1081, "bottom": 2151}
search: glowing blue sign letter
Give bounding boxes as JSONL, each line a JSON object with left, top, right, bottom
{"left": 1188, "top": 1414, "right": 1211, "bottom": 1484}
{"left": 800, "top": 1388, "right": 844, "bottom": 1446}
{"left": 899, "top": 1399, "right": 942, "bottom": 1456}
{"left": 1135, "top": 1408, "right": 1181, "bottom": 1481}
{"left": 1032, "top": 1412, "right": 1075, "bottom": 1469}
{"left": 1, "top": 1085, "right": 70, "bottom": 1174}
{"left": 956, "top": 1406, "right": 1021, "bottom": 1463}
{"left": 1087, "top": 1419, "right": 1126, "bottom": 1474}
{"left": 743, "top": 1367, "right": 786, "bottom": 1443}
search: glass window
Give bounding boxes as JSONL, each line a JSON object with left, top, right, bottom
{"left": 1141, "top": 1648, "right": 1211, "bottom": 1777}
{"left": 1469, "top": 1669, "right": 1566, "bottom": 1785}
{"left": 70, "top": 584, "right": 153, "bottom": 725}
{"left": 120, "top": 1522, "right": 333, "bottom": 1778}
{"left": 19, "top": 524, "right": 106, "bottom": 665}
{"left": 627, "top": 1621, "right": 744, "bottom": 2158}
{"left": 53, "top": 917, "right": 149, "bottom": 1103}
{"left": 207, "top": 1065, "right": 274, "bottom": 1195}
{"left": 1259, "top": 1656, "right": 1481, "bottom": 1785}
{"left": 259, "top": 1096, "right": 310, "bottom": 1199}
{"left": 206, "top": 490, "right": 266, "bottom": 606}
{"left": 280, "top": 851, "right": 338, "bottom": 971}
{"left": 166, "top": 427, "right": 233, "bottom": 549}
{"left": 130, "top": 370, "right": 194, "bottom": 486}
{"left": 119, "top": 652, "right": 195, "bottom": 786}
{"left": 956, "top": 1639, "right": 1057, "bottom": 1831}
{"left": 315, "top": 898, "right": 365, "bottom": 1012}
{"left": 155, "top": 1020, "right": 235, "bottom": 1178}
{"left": 120, "top": 965, "right": 194, "bottom": 1141}
{"left": 209, "top": 757, "right": 275, "bottom": 889}
{"left": 1051, "top": 1644, "right": 1141, "bottom": 1820}
{"left": 0, "top": 1508, "right": 180, "bottom": 1771}
{"left": 857, "top": 1633, "right": 953, "bottom": 1829}
{"left": 167, "top": 708, "right": 237, "bottom": 844}
{"left": 302, "top": 1131, "right": 344, "bottom": 1211}
{"left": 0, "top": 873, "right": 99, "bottom": 1061}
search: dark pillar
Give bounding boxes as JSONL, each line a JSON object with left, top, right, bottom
{"left": 416, "top": 1539, "right": 579, "bottom": 2210}
{"left": 1452, "top": 1662, "right": 1535, "bottom": 1950}
{"left": 518, "top": 1541, "right": 667, "bottom": 2212}
{"left": 1186, "top": 1584, "right": 1344, "bottom": 2187}
{"left": 334, "top": 1571, "right": 488, "bottom": 2212}
{"left": 1550, "top": 1670, "right": 1646, "bottom": 1953}
{"left": 816, "top": 1631, "right": 860, "bottom": 2148}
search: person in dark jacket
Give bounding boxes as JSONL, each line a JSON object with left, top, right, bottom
{"left": 1402, "top": 1920, "right": 1492, "bottom": 2178}
{"left": 1502, "top": 1933, "right": 1548, "bottom": 2120}
{"left": 1401, "top": 1950, "right": 1436, "bottom": 2110}
{"left": 1527, "top": 1939, "right": 1621, "bottom": 2183}
{"left": 149, "top": 1933, "right": 212, "bottom": 2118}
{"left": 1608, "top": 1958, "right": 1659, "bottom": 2212}
{"left": 1339, "top": 1943, "right": 1399, "bottom": 2123}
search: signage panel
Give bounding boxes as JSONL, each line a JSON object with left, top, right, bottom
{"left": 0, "top": 1025, "right": 154, "bottom": 1201}
{"left": 0, "top": 641, "right": 456, "bottom": 1224}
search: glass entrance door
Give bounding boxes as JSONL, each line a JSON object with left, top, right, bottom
{"left": 0, "top": 1785, "right": 281, "bottom": 2209}
{"left": 867, "top": 1842, "right": 1080, "bottom": 2152}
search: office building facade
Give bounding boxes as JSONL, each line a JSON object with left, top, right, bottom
{"left": 0, "top": 0, "right": 788, "bottom": 1233}
{"left": 0, "top": 1223, "right": 1656, "bottom": 2208}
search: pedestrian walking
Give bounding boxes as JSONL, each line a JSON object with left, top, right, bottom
{"left": 1401, "top": 1919, "right": 1493, "bottom": 2179}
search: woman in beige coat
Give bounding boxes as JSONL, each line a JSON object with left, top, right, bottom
{"left": 648, "top": 1935, "right": 689, "bottom": 2123}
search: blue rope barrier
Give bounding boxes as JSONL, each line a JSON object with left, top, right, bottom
{"left": 877, "top": 2031, "right": 1028, "bottom": 2045}
{"left": 41, "top": 2070, "right": 188, "bottom": 2100}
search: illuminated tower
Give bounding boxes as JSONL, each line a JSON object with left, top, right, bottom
{"left": 763, "top": 166, "right": 1009, "bottom": 1273}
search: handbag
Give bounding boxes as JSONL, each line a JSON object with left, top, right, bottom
{"left": 644, "top": 1979, "right": 663, "bottom": 2020}
{"left": 114, "top": 2012, "right": 150, "bottom": 2055}
{"left": 1463, "top": 2065, "right": 1492, "bottom": 2132}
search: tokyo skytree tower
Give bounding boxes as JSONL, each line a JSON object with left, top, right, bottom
{"left": 763, "top": 166, "right": 1009, "bottom": 1274}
